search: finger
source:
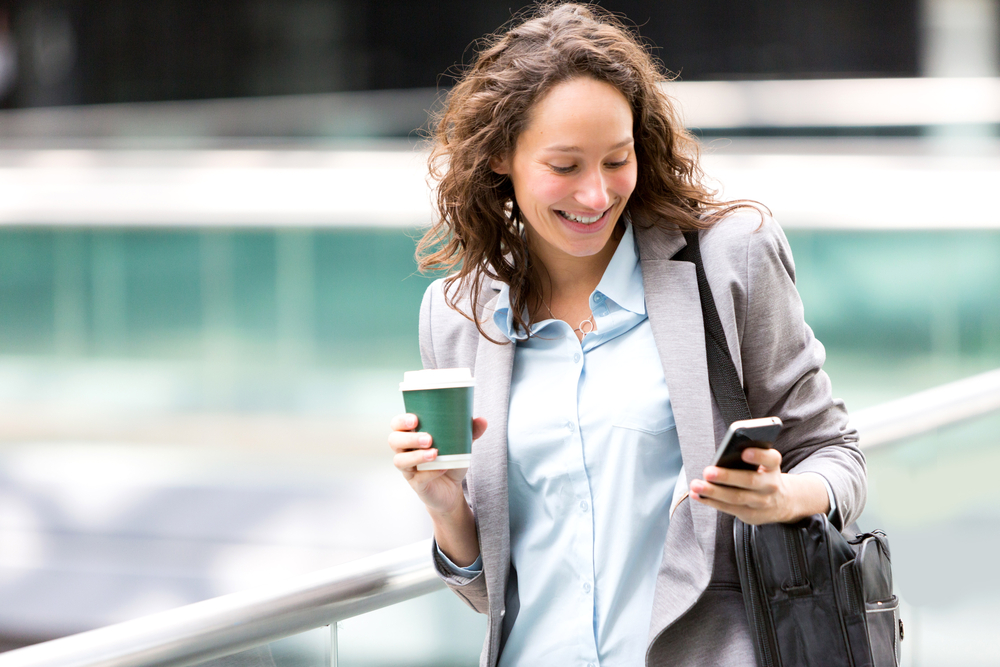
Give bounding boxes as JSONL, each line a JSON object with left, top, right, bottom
{"left": 742, "top": 446, "right": 782, "bottom": 471}
{"left": 394, "top": 448, "right": 438, "bottom": 472}
{"left": 690, "top": 492, "right": 759, "bottom": 523}
{"left": 703, "top": 466, "right": 778, "bottom": 494}
{"left": 690, "top": 479, "right": 764, "bottom": 509}
{"left": 389, "top": 413, "right": 419, "bottom": 432}
{"left": 388, "top": 431, "right": 432, "bottom": 453}
{"left": 472, "top": 417, "right": 488, "bottom": 440}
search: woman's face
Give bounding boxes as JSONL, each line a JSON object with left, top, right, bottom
{"left": 493, "top": 76, "right": 637, "bottom": 266}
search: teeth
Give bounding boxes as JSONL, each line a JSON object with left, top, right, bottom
{"left": 560, "top": 211, "right": 603, "bottom": 224}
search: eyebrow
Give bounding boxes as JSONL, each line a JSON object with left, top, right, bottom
{"left": 545, "top": 138, "right": 634, "bottom": 153}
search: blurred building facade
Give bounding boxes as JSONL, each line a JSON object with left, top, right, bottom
{"left": 0, "top": 0, "right": 926, "bottom": 109}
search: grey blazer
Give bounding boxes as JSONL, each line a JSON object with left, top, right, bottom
{"left": 418, "top": 211, "right": 867, "bottom": 667}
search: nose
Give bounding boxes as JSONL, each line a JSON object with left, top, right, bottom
{"left": 575, "top": 167, "right": 611, "bottom": 211}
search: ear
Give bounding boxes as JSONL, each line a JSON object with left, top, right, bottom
{"left": 489, "top": 155, "right": 510, "bottom": 175}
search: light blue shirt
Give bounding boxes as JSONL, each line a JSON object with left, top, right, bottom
{"left": 436, "top": 224, "right": 836, "bottom": 665}
{"left": 441, "top": 225, "right": 683, "bottom": 666}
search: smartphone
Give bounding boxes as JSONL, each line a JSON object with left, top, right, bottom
{"left": 710, "top": 417, "right": 783, "bottom": 471}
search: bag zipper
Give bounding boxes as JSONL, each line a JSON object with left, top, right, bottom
{"left": 782, "top": 528, "right": 807, "bottom": 590}
{"left": 841, "top": 564, "right": 862, "bottom": 617}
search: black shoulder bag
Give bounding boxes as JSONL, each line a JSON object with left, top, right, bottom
{"left": 673, "top": 231, "right": 903, "bottom": 667}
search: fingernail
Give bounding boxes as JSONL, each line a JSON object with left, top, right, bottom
{"left": 419, "top": 434, "right": 431, "bottom": 447}
{"left": 704, "top": 469, "right": 717, "bottom": 481}
{"left": 424, "top": 449, "right": 436, "bottom": 460}
{"left": 408, "top": 415, "right": 418, "bottom": 427}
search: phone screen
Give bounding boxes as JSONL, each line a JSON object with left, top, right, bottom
{"left": 711, "top": 418, "right": 782, "bottom": 471}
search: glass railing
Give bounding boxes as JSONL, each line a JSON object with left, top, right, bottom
{"left": 0, "top": 539, "right": 444, "bottom": 667}
{"left": 858, "top": 410, "right": 1000, "bottom": 666}
{"left": 0, "top": 367, "right": 996, "bottom": 667}
{"left": 193, "top": 626, "right": 333, "bottom": 667}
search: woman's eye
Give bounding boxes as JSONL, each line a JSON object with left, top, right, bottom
{"left": 550, "top": 164, "right": 576, "bottom": 174}
{"left": 606, "top": 159, "right": 630, "bottom": 169}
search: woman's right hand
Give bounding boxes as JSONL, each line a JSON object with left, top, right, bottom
{"left": 388, "top": 413, "right": 488, "bottom": 516}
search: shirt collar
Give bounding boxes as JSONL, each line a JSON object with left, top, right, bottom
{"left": 493, "top": 223, "right": 645, "bottom": 341}
{"left": 594, "top": 222, "right": 646, "bottom": 317}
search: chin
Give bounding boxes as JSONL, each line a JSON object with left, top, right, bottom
{"left": 561, "top": 232, "right": 619, "bottom": 257}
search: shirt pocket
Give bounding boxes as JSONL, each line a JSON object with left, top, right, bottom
{"left": 612, "top": 410, "right": 676, "bottom": 435}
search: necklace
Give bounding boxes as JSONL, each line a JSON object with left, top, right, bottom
{"left": 542, "top": 300, "right": 596, "bottom": 335}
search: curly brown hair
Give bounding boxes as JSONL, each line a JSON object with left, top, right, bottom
{"left": 418, "top": 2, "right": 751, "bottom": 341}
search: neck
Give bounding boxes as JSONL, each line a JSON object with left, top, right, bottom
{"left": 531, "top": 228, "right": 622, "bottom": 304}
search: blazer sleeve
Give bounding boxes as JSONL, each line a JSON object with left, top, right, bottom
{"left": 418, "top": 280, "right": 490, "bottom": 613}
{"left": 418, "top": 278, "right": 488, "bottom": 374}
{"left": 734, "top": 216, "right": 867, "bottom": 528}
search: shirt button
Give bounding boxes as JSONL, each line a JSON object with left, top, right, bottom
{"left": 566, "top": 422, "right": 575, "bottom": 432}
{"left": 580, "top": 500, "right": 589, "bottom": 511}
{"left": 583, "top": 582, "right": 592, "bottom": 593}
{"left": 573, "top": 352, "right": 581, "bottom": 363}
{"left": 592, "top": 293, "right": 603, "bottom": 303}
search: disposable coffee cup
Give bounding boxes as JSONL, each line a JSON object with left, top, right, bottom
{"left": 400, "top": 368, "right": 475, "bottom": 471}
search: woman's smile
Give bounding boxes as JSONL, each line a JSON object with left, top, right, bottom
{"left": 553, "top": 206, "right": 615, "bottom": 236}
{"left": 556, "top": 207, "right": 610, "bottom": 224}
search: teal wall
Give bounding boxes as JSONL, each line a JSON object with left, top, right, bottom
{"left": 1, "top": 227, "right": 998, "bottom": 409}
{"left": 788, "top": 230, "right": 1000, "bottom": 357}
{"left": 0, "top": 228, "right": 434, "bottom": 369}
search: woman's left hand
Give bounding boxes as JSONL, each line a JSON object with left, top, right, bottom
{"left": 689, "top": 447, "right": 830, "bottom": 525}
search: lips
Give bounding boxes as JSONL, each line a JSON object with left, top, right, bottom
{"left": 551, "top": 206, "right": 617, "bottom": 238}
{"left": 558, "top": 209, "right": 604, "bottom": 224}
{"left": 556, "top": 206, "right": 612, "bottom": 225}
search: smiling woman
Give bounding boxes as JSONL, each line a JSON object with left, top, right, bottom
{"left": 388, "top": 4, "right": 867, "bottom": 667}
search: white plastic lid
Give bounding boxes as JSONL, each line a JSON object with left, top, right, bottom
{"left": 400, "top": 367, "right": 475, "bottom": 391}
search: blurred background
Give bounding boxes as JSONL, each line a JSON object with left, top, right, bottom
{"left": 0, "top": 1, "right": 998, "bottom": 666}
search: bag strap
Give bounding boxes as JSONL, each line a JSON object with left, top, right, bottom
{"left": 673, "top": 231, "right": 773, "bottom": 667}
{"left": 672, "top": 230, "right": 752, "bottom": 425}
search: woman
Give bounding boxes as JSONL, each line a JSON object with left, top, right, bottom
{"left": 388, "top": 4, "right": 866, "bottom": 666}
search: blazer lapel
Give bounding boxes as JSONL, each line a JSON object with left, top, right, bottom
{"left": 635, "top": 223, "right": 721, "bottom": 634}
{"left": 469, "top": 282, "right": 515, "bottom": 628}
{"left": 635, "top": 224, "right": 718, "bottom": 548}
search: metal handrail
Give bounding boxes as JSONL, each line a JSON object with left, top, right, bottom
{"left": 0, "top": 541, "right": 443, "bottom": 667}
{"left": 2, "top": 367, "right": 999, "bottom": 667}
{"left": 849, "top": 367, "right": 1000, "bottom": 450}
